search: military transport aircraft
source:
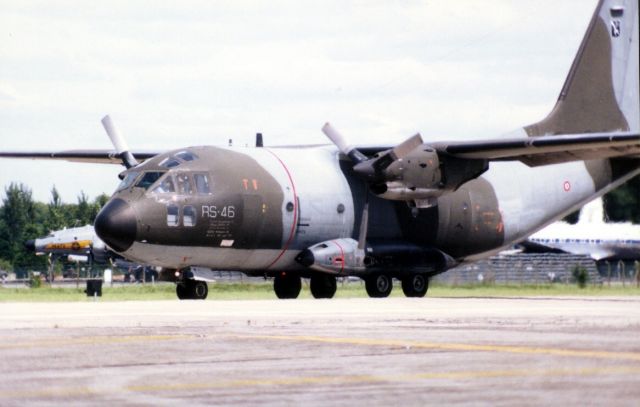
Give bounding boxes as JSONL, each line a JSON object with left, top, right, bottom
{"left": 2, "top": 0, "right": 639, "bottom": 300}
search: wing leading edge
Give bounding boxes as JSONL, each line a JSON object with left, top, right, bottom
{"left": 0, "top": 149, "right": 162, "bottom": 165}
{"left": 433, "top": 131, "right": 640, "bottom": 166}
{"left": 3, "top": 131, "right": 639, "bottom": 167}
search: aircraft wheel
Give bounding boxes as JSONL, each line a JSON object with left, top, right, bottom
{"left": 401, "top": 274, "right": 428, "bottom": 298}
{"left": 274, "top": 274, "right": 301, "bottom": 299}
{"left": 191, "top": 280, "right": 208, "bottom": 300}
{"left": 176, "top": 283, "right": 189, "bottom": 300}
{"left": 365, "top": 274, "right": 392, "bottom": 298}
{"left": 310, "top": 274, "right": 337, "bottom": 299}
{"left": 177, "top": 280, "right": 208, "bottom": 300}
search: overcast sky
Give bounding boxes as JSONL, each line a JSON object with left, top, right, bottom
{"left": 0, "top": 0, "right": 596, "bottom": 203}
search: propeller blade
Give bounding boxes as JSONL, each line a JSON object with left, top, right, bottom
{"left": 321, "top": 122, "right": 367, "bottom": 163}
{"left": 392, "top": 134, "right": 424, "bottom": 160}
{"left": 357, "top": 201, "right": 369, "bottom": 251}
{"left": 353, "top": 133, "right": 424, "bottom": 179}
{"left": 101, "top": 115, "right": 138, "bottom": 169}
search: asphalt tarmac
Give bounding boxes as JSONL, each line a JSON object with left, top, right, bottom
{"left": 1, "top": 296, "right": 639, "bottom": 406}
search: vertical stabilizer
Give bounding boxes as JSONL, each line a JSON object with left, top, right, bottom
{"left": 525, "top": 0, "right": 639, "bottom": 136}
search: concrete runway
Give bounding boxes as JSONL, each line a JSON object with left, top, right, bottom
{"left": 1, "top": 297, "right": 639, "bottom": 406}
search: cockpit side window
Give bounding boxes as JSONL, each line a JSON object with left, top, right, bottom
{"left": 176, "top": 173, "right": 193, "bottom": 195}
{"left": 194, "top": 173, "right": 211, "bottom": 195}
{"left": 116, "top": 171, "right": 140, "bottom": 191}
{"left": 152, "top": 174, "right": 176, "bottom": 194}
{"left": 136, "top": 172, "right": 164, "bottom": 190}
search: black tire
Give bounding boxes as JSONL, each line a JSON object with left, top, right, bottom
{"left": 177, "top": 280, "right": 208, "bottom": 300}
{"left": 365, "top": 274, "right": 393, "bottom": 298}
{"left": 310, "top": 274, "right": 337, "bottom": 299}
{"left": 176, "top": 283, "right": 189, "bottom": 300}
{"left": 274, "top": 274, "right": 302, "bottom": 299}
{"left": 401, "top": 274, "right": 428, "bottom": 298}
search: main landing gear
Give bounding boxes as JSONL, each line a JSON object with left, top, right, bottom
{"left": 310, "top": 274, "right": 337, "bottom": 299}
{"left": 365, "top": 274, "right": 393, "bottom": 298}
{"left": 364, "top": 273, "right": 429, "bottom": 298}
{"left": 273, "top": 273, "right": 302, "bottom": 299}
{"left": 401, "top": 274, "right": 428, "bottom": 298}
{"left": 176, "top": 279, "right": 208, "bottom": 300}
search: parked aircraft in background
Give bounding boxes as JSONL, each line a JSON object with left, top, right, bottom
{"left": 2, "top": 0, "right": 639, "bottom": 300}
{"left": 25, "top": 225, "right": 159, "bottom": 282}
{"left": 25, "top": 225, "right": 112, "bottom": 264}
{"left": 525, "top": 198, "right": 640, "bottom": 261}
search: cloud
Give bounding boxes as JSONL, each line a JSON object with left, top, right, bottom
{"left": 0, "top": 0, "right": 597, "bottom": 202}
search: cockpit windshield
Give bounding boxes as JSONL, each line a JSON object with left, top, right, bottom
{"left": 116, "top": 171, "right": 140, "bottom": 192}
{"left": 136, "top": 172, "right": 164, "bottom": 190}
{"left": 152, "top": 174, "right": 176, "bottom": 193}
{"left": 150, "top": 172, "right": 212, "bottom": 195}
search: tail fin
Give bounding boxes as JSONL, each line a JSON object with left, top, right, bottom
{"left": 525, "top": 0, "right": 639, "bottom": 136}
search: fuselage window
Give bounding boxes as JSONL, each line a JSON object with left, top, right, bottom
{"left": 183, "top": 205, "right": 196, "bottom": 227}
{"left": 160, "top": 157, "right": 181, "bottom": 168}
{"left": 176, "top": 174, "right": 193, "bottom": 195}
{"left": 136, "top": 172, "right": 164, "bottom": 190}
{"left": 117, "top": 171, "right": 140, "bottom": 191}
{"left": 153, "top": 174, "right": 176, "bottom": 194}
{"left": 167, "top": 205, "right": 179, "bottom": 227}
{"left": 175, "top": 151, "right": 197, "bottom": 162}
{"left": 194, "top": 174, "right": 211, "bottom": 194}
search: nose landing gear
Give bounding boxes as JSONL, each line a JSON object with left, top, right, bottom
{"left": 176, "top": 279, "right": 208, "bottom": 300}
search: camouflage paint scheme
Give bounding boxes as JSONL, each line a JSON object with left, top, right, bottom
{"left": 109, "top": 0, "right": 639, "bottom": 276}
{"left": 1, "top": 1, "right": 639, "bottom": 287}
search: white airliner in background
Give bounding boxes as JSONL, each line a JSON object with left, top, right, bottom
{"left": 526, "top": 198, "right": 640, "bottom": 261}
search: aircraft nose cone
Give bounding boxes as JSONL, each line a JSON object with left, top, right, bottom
{"left": 25, "top": 239, "right": 35, "bottom": 252}
{"left": 94, "top": 199, "right": 137, "bottom": 252}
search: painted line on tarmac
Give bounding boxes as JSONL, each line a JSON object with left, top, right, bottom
{"left": 2, "top": 365, "right": 640, "bottom": 399}
{"left": 231, "top": 334, "right": 640, "bottom": 362}
{"left": 0, "top": 334, "right": 197, "bottom": 349}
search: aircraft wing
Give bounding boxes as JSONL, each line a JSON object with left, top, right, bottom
{"left": 433, "top": 131, "right": 640, "bottom": 166}
{"left": 0, "top": 149, "right": 162, "bottom": 165}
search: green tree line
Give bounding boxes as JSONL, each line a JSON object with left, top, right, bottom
{"left": 0, "top": 183, "right": 108, "bottom": 273}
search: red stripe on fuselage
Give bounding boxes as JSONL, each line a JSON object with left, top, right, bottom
{"left": 264, "top": 148, "right": 298, "bottom": 270}
{"left": 331, "top": 240, "right": 345, "bottom": 275}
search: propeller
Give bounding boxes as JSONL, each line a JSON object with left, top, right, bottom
{"left": 321, "top": 122, "right": 423, "bottom": 183}
{"left": 321, "top": 123, "right": 368, "bottom": 164}
{"left": 101, "top": 115, "right": 139, "bottom": 169}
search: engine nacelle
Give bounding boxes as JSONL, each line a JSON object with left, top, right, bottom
{"left": 374, "top": 148, "right": 488, "bottom": 204}
{"left": 384, "top": 148, "right": 441, "bottom": 189}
